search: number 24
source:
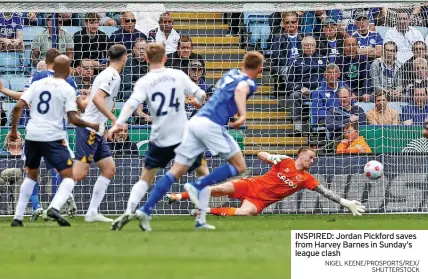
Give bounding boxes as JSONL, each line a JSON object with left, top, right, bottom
{"left": 151, "top": 88, "right": 180, "bottom": 117}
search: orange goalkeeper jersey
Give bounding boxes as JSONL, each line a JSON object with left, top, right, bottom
{"left": 249, "top": 158, "right": 320, "bottom": 203}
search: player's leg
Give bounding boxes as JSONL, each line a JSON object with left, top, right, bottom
{"left": 73, "top": 127, "right": 96, "bottom": 182}
{"left": 167, "top": 181, "right": 233, "bottom": 203}
{"left": 11, "top": 141, "right": 41, "bottom": 226}
{"left": 208, "top": 200, "right": 259, "bottom": 216}
{"left": 29, "top": 183, "right": 44, "bottom": 221}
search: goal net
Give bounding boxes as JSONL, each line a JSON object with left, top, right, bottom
{"left": 0, "top": 1, "right": 427, "bottom": 216}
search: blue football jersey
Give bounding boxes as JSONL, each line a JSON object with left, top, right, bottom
{"left": 25, "top": 70, "right": 80, "bottom": 96}
{"left": 197, "top": 69, "right": 258, "bottom": 125}
{"left": 352, "top": 30, "right": 383, "bottom": 49}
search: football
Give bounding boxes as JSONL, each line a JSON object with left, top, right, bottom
{"left": 364, "top": 160, "right": 384, "bottom": 180}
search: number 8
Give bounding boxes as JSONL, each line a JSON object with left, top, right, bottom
{"left": 37, "top": 91, "right": 51, "bottom": 114}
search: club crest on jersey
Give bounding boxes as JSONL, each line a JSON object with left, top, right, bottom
{"left": 277, "top": 172, "right": 297, "bottom": 188}
{"left": 296, "top": 175, "right": 303, "bottom": 182}
{"left": 284, "top": 168, "right": 289, "bottom": 173}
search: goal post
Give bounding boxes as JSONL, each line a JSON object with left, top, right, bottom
{"left": 0, "top": 1, "right": 426, "bottom": 216}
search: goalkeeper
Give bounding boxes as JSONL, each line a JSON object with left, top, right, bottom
{"left": 167, "top": 147, "right": 365, "bottom": 216}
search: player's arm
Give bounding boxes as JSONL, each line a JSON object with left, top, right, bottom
{"left": 313, "top": 184, "right": 365, "bottom": 216}
{"left": 67, "top": 111, "right": 99, "bottom": 131}
{"left": 76, "top": 95, "right": 89, "bottom": 110}
{"left": 182, "top": 71, "right": 206, "bottom": 106}
{"left": 229, "top": 81, "right": 249, "bottom": 129}
{"left": 9, "top": 99, "right": 27, "bottom": 141}
{"left": 92, "top": 89, "right": 117, "bottom": 125}
{"left": 0, "top": 79, "right": 23, "bottom": 100}
{"left": 257, "top": 152, "right": 290, "bottom": 165}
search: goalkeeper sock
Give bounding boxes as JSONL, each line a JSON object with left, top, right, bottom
{"left": 192, "top": 163, "right": 238, "bottom": 191}
{"left": 141, "top": 172, "right": 175, "bottom": 216}
{"left": 14, "top": 178, "right": 37, "bottom": 221}
{"left": 125, "top": 180, "right": 149, "bottom": 215}
{"left": 210, "top": 207, "right": 237, "bottom": 216}
{"left": 87, "top": 176, "right": 110, "bottom": 215}
{"left": 30, "top": 183, "right": 41, "bottom": 211}
{"left": 49, "top": 178, "right": 75, "bottom": 211}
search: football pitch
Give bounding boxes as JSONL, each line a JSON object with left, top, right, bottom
{"left": 1, "top": 214, "right": 427, "bottom": 279}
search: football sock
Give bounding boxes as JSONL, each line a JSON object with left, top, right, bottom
{"left": 196, "top": 186, "right": 211, "bottom": 224}
{"left": 14, "top": 178, "right": 37, "bottom": 221}
{"left": 192, "top": 163, "right": 238, "bottom": 190}
{"left": 210, "top": 207, "right": 237, "bottom": 216}
{"left": 125, "top": 180, "right": 149, "bottom": 215}
{"left": 30, "top": 183, "right": 40, "bottom": 211}
{"left": 142, "top": 172, "right": 175, "bottom": 216}
{"left": 49, "top": 178, "right": 75, "bottom": 211}
{"left": 87, "top": 176, "right": 110, "bottom": 215}
{"left": 51, "top": 169, "right": 62, "bottom": 195}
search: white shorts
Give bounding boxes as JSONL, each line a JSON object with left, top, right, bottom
{"left": 174, "top": 116, "right": 241, "bottom": 166}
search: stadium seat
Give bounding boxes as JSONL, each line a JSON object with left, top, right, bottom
{"left": 387, "top": 102, "right": 408, "bottom": 114}
{"left": 7, "top": 75, "right": 29, "bottom": 92}
{"left": 355, "top": 102, "right": 375, "bottom": 113}
{"left": 61, "top": 26, "right": 82, "bottom": 35}
{"left": 375, "top": 26, "right": 391, "bottom": 41}
{"left": 243, "top": 12, "right": 271, "bottom": 50}
{"left": 23, "top": 26, "right": 46, "bottom": 42}
{"left": 98, "top": 26, "right": 119, "bottom": 37}
{"left": 0, "top": 52, "right": 23, "bottom": 73}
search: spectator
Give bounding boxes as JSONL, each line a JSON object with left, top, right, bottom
{"left": 318, "top": 17, "right": 344, "bottom": 63}
{"left": 0, "top": 12, "right": 24, "bottom": 52}
{"left": 336, "top": 36, "right": 371, "bottom": 101}
{"left": 0, "top": 131, "right": 23, "bottom": 156}
{"left": 300, "top": 10, "right": 344, "bottom": 38}
{"left": 188, "top": 60, "right": 212, "bottom": 94}
{"left": 401, "top": 87, "right": 428, "bottom": 125}
{"left": 31, "top": 13, "right": 74, "bottom": 67}
{"left": 325, "top": 87, "right": 367, "bottom": 134}
{"left": 225, "top": 13, "right": 242, "bottom": 36}
{"left": 409, "top": 57, "right": 428, "bottom": 90}
{"left": 109, "top": 11, "right": 147, "bottom": 52}
{"left": 19, "top": 12, "right": 43, "bottom": 26}
{"left": 108, "top": 129, "right": 139, "bottom": 156}
{"left": 384, "top": 11, "right": 424, "bottom": 64}
{"left": 97, "top": 12, "right": 120, "bottom": 26}
{"left": 399, "top": 41, "right": 427, "bottom": 89}
{"left": 311, "top": 63, "right": 348, "bottom": 124}
{"left": 59, "top": 13, "right": 81, "bottom": 27}
{"left": 336, "top": 122, "right": 372, "bottom": 154}
{"left": 271, "top": 12, "right": 303, "bottom": 77}
{"left": 133, "top": 103, "right": 152, "bottom": 125}
{"left": 74, "top": 59, "right": 95, "bottom": 94}
{"left": 165, "top": 35, "right": 205, "bottom": 74}
{"left": 343, "top": 8, "right": 379, "bottom": 35}
{"left": 73, "top": 13, "right": 109, "bottom": 68}
{"left": 371, "top": 41, "right": 403, "bottom": 101}
{"left": 366, "top": 92, "right": 400, "bottom": 125}
{"left": 351, "top": 10, "right": 383, "bottom": 60}
{"left": 0, "top": 101, "right": 6, "bottom": 126}
{"left": 147, "top": 12, "right": 180, "bottom": 54}
{"left": 122, "top": 38, "right": 149, "bottom": 99}
{"left": 288, "top": 36, "right": 326, "bottom": 132}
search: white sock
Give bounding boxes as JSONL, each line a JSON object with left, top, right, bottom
{"left": 125, "top": 180, "right": 149, "bottom": 214}
{"left": 49, "top": 178, "right": 75, "bottom": 211}
{"left": 197, "top": 186, "right": 211, "bottom": 224}
{"left": 86, "top": 175, "right": 110, "bottom": 215}
{"left": 14, "top": 178, "right": 37, "bottom": 221}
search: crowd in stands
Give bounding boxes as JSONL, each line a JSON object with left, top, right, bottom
{"left": 0, "top": 8, "right": 428, "bottom": 155}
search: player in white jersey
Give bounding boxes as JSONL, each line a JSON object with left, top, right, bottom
{"left": 9, "top": 55, "right": 99, "bottom": 227}
{"left": 72, "top": 44, "right": 128, "bottom": 223}
{"left": 108, "top": 43, "right": 206, "bottom": 231}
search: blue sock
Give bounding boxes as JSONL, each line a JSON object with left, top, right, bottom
{"left": 141, "top": 172, "right": 176, "bottom": 216}
{"left": 51, "top": 169, "right": 62, "bottom": 195}
{"left": 30, "top": 183, "right": 41, "bottom": 211}
{"left": 192, "top": 163, "right": 239, "bottom": 190}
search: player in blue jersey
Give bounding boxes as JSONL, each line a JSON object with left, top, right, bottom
{"left": 0, "top": 48, "right": 88, "bottom": 220}
{"left": 133, "top": 51, "right": 263, "bottom": 231}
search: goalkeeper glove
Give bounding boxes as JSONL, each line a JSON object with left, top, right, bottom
{"left": 267, "top": 154, "right": 289, "bottom": 165}
{"left": 340, "top": 199, "right": 366, "bottom": 216}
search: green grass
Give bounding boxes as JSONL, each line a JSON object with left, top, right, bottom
{"left": 1, "top": 214, "right": 427, "bottom": 279}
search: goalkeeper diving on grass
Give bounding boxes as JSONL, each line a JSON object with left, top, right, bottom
{"left": 167, "top": 147, "right": 366, "bottom": 216}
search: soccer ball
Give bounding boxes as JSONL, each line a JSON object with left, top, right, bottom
{"left": 364, "top": 160, "right": 384, "bottom": 180}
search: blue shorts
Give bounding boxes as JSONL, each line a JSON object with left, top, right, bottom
{"left": 75, "top": 127, "right": 111, "bottom": 164}
{"left": 24, "top": 140, "right": 73, "bottom": 172}
{"left": 144, "top": 141, "right": 204, "bottom": 171}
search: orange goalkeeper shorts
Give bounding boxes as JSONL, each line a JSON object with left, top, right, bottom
{"left": 229, "top": 178, "right": 272, "bottom": 214}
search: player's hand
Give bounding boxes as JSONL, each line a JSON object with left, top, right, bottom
{"left": 107, "top": 123, "right": 127, "bottom": 142}
{"left": 229, "top": 117, "right": 245, "bottom": 130}
{"left": 90, "top": 123, "right": 100, "bottom": 133}
{"left": 341, "top": 199, "right": 365, "bottom": 216}
{"left": 7, "top": 130, "right": 19, "bottom": 142}
{"left": 268, "top": 154, "right": 289, "bottom": 165}
{"left": 0, "top": 78, "right": 5, "bottom": 91}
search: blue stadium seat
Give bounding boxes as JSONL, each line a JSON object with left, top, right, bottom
{"left": 375, "top": 26, "right": 391, "bottom": 41}
{"left": 243, "top": 13, "right": 271, "bottom": 49}
{"left": 7, "top": 75, "right": 29, "bottom": 92}
{"left": 61, "top": 26, "right": 82, "bottom": 35}
{"left": 23, "top": 26, "right": 46, "bottom": 42}
{"left": 98, "top": 26, "right": 119, "bottom": 37}
{"left": 387, "top": 102, "right": 408, "bottom": 114}
{"left": 0, "top": 52, "right": 23, "bottom": 73}
{"left": 355, "top": 102, "right": 375, "bottom": 113}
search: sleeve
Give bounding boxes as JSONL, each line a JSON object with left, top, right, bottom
{"left": 31, "top": 34, "right": 41, "bottom": 49}
{"left": 366, "top": 109, "right": 377, "bottom": 125}
{"left": 336, "top": 141, "right": 350, "bottom": 154}
{"left": 370, "top": 60, "right": 384, "bottom": 92}
{"left": 375, "top": 32, "right": 383, "bottom": 46}
{"left": 99, "top": 72, "right": 119, "bottom": 96}
{"left": 73, "top": 32, "right": 83, "bottom": 67}
{"left": 64, "top": 32, "right": 74, "bottom": 49}
{"left": 392, "top": 109, "right": 400, "bottom": 124}
{"left": 181, "top": 71, "right": 204, "bottom": 97}
{"left": 122, "top": 57, "right": 133, "bottom": 92}
{"left": 358, "top": 107, "right": 367, "bottom": 125}
{"left": 24, "top": 72, "right": 37, "bottom": 89}
{"left": 311, "top": 90, "right": 327, "bottom": 123}
{"left": 67, "top": 77, "right": 80, "bottom": 96}
{"left": 64, "top": 86, "right": 78, "bottom": 113}
{"left": 15, "top": 16, "right": 23, "bottom": 31}
{"left": 325, "top": 108, "right": 341, "bottom": 132}
{"left": 400, "top": 106, "right": 410, "bottom": 122}
{"left": 20, "top": 84, "right": 34, "bottom": 105}
{"left": 304, "top": 174, "right": 320, "bottom": 190}
{"left": 129, "top": 79, "right": 148, "bottom": 104}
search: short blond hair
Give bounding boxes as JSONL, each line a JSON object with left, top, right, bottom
{"left": 145, "top": 43, "right": 166, "bottom": 64}
{"left": 243, "top": 51, "right": 264, "bottom": 70}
